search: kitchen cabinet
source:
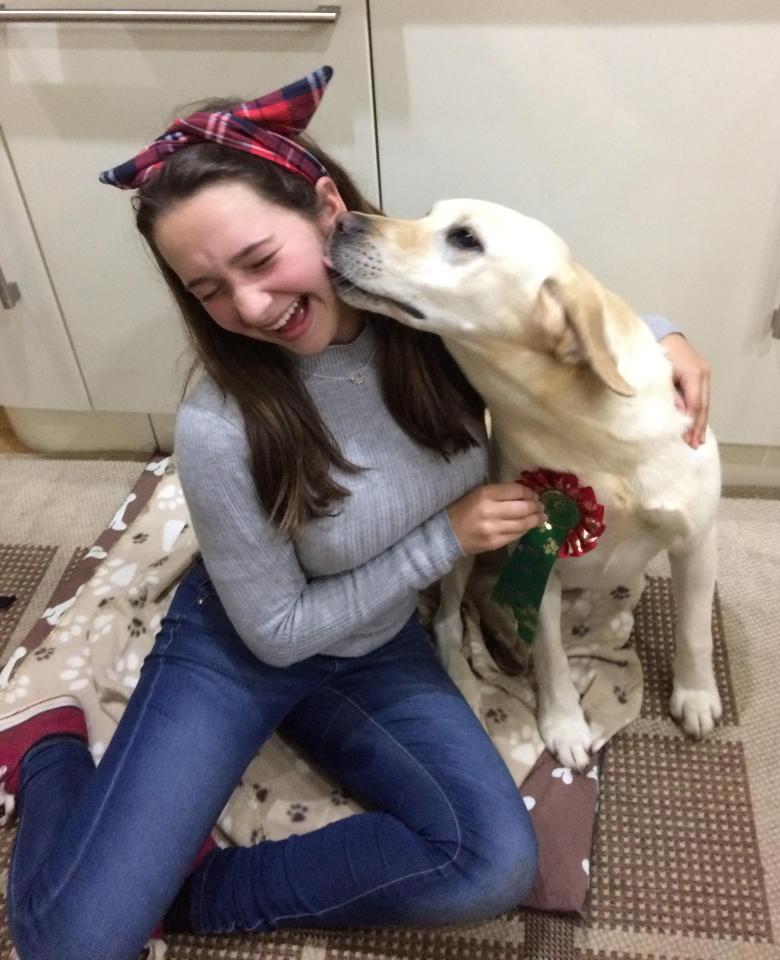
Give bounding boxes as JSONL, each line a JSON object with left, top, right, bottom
{"left": 369, "top": 0, "right": 780, "bottom": 445}
{"left": 0, "top": 0, "right": 377, "bottom": 414}
{"left": 2, "top": 1, "right": 779, "bottom": 452}
{"left": 1, "top": 123, "right": 90, "bottom": 408}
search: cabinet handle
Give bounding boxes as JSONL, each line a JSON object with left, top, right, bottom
{"left": 0, "top": 5, "right": 339, "bottom": 23}
{"left": 0, "top": 263, "right": 21, "bottom": 310}
{"left": 772, "top": 304, "right": 780, "bottom": 340}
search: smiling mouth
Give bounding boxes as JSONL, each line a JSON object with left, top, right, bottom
{"left": 326, "top": 267, "right": 425, "bottom": 320}
{"left": 267, "top": 295, "right": 306, "bottom": 331}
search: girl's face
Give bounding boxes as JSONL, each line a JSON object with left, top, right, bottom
{"left": 153, "top": 177, "right": 363, "bottom": 353}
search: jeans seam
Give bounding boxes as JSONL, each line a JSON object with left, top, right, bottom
{"left": 259, "top": 686, "right": 463, "bottom": 927}
{"left": 7, "top": 781, "right": 28, "bottom": 939}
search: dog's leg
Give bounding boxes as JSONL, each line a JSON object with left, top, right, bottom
{"left": 668, "top": 522, "right": 722, "bottom": 737}
{"left": 533, "top": 570, "right": 593, "bottom": 771}
{"left": 434, "top": 555, "right": 483, "bottom": 714}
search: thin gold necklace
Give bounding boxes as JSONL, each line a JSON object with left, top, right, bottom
{"left": 308, "top": 346, "right": 378, "bottom": 385}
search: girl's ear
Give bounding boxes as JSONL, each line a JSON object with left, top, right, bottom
{"left": 315, "top": 177, "right": 347, "bottom": 234}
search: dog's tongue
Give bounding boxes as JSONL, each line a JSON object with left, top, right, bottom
{"left": 322, "top": 254, "right": 334, "bottom": 269}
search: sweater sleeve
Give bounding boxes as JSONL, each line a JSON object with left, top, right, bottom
{"left": 641, "top": 313, "right": 681, "bottom": 341}
{"left": 174, "top": 402, "right": 465, "bottom": 668}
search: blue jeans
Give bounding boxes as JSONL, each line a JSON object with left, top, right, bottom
{"left": 8, "top": 557, "right": 538, "bottom": 960}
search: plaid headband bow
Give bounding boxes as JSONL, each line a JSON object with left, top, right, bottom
{"left": 99, "top": 65, "right": 333, "bottom": 190}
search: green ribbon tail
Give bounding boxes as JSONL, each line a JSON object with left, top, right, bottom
{"left": 491, "top": 490, "right": 581, "bottom": 646}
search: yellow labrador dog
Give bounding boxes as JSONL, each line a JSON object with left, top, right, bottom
{"left": 328, "top": 200, "right": 723, "bottom": 771}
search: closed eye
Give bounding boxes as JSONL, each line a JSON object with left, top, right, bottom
{"left": 445, "top": 226, "right": 484, "bottom": 252}
{"left": 249, "top": 252, "right": 275, "bottom": 271}
{"left": 193, "top": 252, "right": 275, "bottom": 302}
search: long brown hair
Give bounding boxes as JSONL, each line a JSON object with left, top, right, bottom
{"left": 133, "top": 106, "right": 484, "bottom": 536}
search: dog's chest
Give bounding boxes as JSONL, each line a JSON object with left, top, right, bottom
{"left": 553, "top": 513, "right": 669, "bottom": 590}
{"left": 495, "top": 447, "right": 693, "bottom": 590}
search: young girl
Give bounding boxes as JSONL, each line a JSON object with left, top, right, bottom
{"left": 0, "top": 66, "right": 710, "bottom": 960}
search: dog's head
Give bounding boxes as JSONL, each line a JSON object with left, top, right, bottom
{"left": 328, "top": 198, "right": 634, "bottom": 397}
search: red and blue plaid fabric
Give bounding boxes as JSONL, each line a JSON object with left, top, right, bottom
{"left": 99, "top": 65, "right": 333, "bottom": 190}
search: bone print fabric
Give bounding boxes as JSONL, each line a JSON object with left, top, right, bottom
{"left": 0, "top": 455, "right": 646, "bottom": 921}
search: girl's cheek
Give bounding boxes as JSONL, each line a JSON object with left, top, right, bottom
{"left": 208, "top": 306, "right": 232, "bottom": 330}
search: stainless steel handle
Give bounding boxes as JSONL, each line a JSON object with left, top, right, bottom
{"left": 772, "top": 304, "right": 780, "bottom": 340}
{"left": 0, "top": 263, "right": 21, "bottom": 310}
{"left": 0, "top": 4, "right": 339, "bottom": 23}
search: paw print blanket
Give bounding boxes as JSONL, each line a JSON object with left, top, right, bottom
{"left": 3, "top": 455, "right": 645, "bottom": 920}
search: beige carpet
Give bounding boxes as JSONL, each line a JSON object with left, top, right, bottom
{"left": 0, "top": 452, "right": 151, "bottom": 664}
{"left": 0, "top": 452, "right": 777, "bottom": 959}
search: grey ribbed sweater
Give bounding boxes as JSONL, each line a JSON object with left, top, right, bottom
{"left": 174, "top": 319, "right": 487, "bottom": 667}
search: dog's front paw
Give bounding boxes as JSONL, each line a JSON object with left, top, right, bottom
{"left": 538, "top": 707, "right": 593, "bottom": 772}
{"left": 669, "top": 683, "right": 722, "bottom": 738}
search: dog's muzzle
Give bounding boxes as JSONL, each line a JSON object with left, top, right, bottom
{"left": 328, "top": 220, "right": 426, "bottom": 320}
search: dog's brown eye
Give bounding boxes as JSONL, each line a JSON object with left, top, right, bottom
{"left": 446, "top": 226, "right": 484, "bottom": 252}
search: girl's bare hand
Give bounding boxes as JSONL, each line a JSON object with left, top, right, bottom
{"left": 447, "top": 483, "right": 547, "bottom": 555}
{"left": 661, "top": 333, "right": 711, "bottom": 448}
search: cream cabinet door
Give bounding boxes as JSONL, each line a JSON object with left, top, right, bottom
{"left": 0, "top": 130, "right": 90, "bottom": 409}
{"left": 369, "top": 1, "right": 780, "bottom": 445}
{"left": 0, "top": 0, "right": 376, "bottom": 414}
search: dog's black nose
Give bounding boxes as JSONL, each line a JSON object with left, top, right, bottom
{"left": 334, "top": 212, "right": 368, "bottom": 235}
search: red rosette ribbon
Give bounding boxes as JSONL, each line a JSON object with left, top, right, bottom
{"left": 492, "top": 467, "right": 606, "bottom": 645}
{"left": 518, "top": 468, "right": 605, "bottom": 558}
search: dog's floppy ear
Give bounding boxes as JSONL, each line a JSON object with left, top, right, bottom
{"left": 535, "top": 266, "right": 636, "bottom": 397}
